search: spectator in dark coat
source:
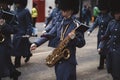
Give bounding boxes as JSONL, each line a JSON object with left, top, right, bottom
{"left": 0, "top": 0, "right": 21, "bottom": 80}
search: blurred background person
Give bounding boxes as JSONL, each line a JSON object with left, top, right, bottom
{"left": 82, "top": 5, "right": 92, "bottom": 26}
{"left": 0, "top": 0, "right": 21, "bottom": 80}
{"left": 48, "top": 6, "right": 53, "bottom": 16}
{"left": 87, "top": 0, "right": 112, "bottom": 70}
{"left": 41, "top": 0, "right": 63, "bottom": 48}
{"left": 13, "top": 0, "right": 33, "bottom": 68}
{"left": 42, "top": 0, "right": 62, "bottom": 34}
{"left": 98, "top": 0, "right": 120, "bottom": 79}
{"left": 81, "top": 5, "right": 87, "bottom": 24}
{"left": 93, "top": 5, "right": 100, "bottom": 22}
{"left": 86, "top": 6, "right": 92, "bottom": 26}
{"left": 31, "top": 2, "right": 38, "bottom": 37}
{"left": 44, "top": 0, "right": 60, "bottom": 27}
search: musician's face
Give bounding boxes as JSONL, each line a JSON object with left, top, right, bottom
{"left": 114, "top": 12, "right": 120, "bottom": 21}
{"left": 61, "top": 10, "right": 73, "bottom": 19}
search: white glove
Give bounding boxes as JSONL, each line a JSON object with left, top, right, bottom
{"left": 87, "top": 31, "right": 91, "bottom": 36}
{"left": 41, "top": 30, "right": 47, "bottom": 34}
{"left": 97, "top": 48, "right": 101, "bottom": 52}
{"left": 30, "top": 43, "right": 37, "bottom": 51}
{"left": 43, "top": 24, "right": 46, "bottom": 27}
{"left": 68, "top": 31, "right": 76, "bottom": 39}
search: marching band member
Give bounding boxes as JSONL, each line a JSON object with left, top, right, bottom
{"left": 87, "top": 0, "right": 112, "bottom": 70}
{"left": 98, "top": 0, "right": 120, "bottom": 79}
{"left": 30, "top": 0, "right": 86, "bottom": 80}
{"left": 44, "top": 0, "right": 61, "bottom": 27}
{"left": 12, "top": 0, "right": 33, "bottom": 68}
{"left": 0, "top": 0, "right": 21, "bottom": 80}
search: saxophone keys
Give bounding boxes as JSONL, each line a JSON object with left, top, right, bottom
{"left": 55, "top": 54, "right": 58, "bottom": 57}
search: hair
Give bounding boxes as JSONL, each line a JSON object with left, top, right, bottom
{"left": 59, "top": 0, "right": 79, "bottom": 15}
{"left": 55, "top": 0, "right": 60, "bottom": 4}
{"left": 97, "top": 0, "right": 109, "bottom": 11}
{"left": 49, "top": 6, "right": 52, "bottom": 9}
{"left": 109, "top": 0, "right": 120, "bottom": 14}
{"left": 14, "top": 0, "right": 27, "bottom": 8}
{"left": 0, "top": 0, "right": 14, "bottom": 5}
{"left": 33, "top": 2, "right": 37, "bottom": 7}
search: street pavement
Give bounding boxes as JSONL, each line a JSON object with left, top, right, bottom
{"left": 2, "top": 22, "right": 112, "bottom": 80}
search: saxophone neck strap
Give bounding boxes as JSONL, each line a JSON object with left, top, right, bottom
{"left": 60, "top": 24, "right": 70, "bottom": 41}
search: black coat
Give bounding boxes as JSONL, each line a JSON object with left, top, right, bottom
{"left": 0, "top": 23, "right": 17, "bottom": 77}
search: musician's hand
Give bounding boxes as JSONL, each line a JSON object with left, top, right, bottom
{"left": 41, "top": 30, "right": 47, "bottom": 34}
{"left": 97, "top": 48, "right": 101, "bottom": 53}
{"left": 43, "top": 24, "right": 46, "bottom": 28}
{"left": 0, "top": 19, "right": 5, "bottom": 26}
{"left": 30, "top": 43, "right": 37, "bottom": 51}
{"left": 87, "top": 31, "right": 91, "bottom": 36}
{"left": 68, "top": 31, "right": 75, "bottom": 39}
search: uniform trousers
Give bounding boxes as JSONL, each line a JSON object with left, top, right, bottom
{"left": 55, "top": 61, "right": 76, "bottom": 80}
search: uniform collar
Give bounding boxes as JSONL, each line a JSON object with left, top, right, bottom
{"left": 63, "top": 17, "right": 73, "bottom": 25}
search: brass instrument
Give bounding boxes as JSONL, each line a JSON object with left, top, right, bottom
{"left": 46, "top": 21, "right": 89, "bottom": 67}
{"left": 46, "top": 35, "right": 71, "bottom": 67}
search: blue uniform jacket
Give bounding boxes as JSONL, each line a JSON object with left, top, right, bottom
{"left": 12, "top": 8, "right": 33, "bottom": 56}
{"left": 88, "top": 13, "right": 112, "bottom": 48}
{"left": 45, "top": 7, "right": 60, "bottom": 26}
{"left": 44, "top": 11, "right": 62, "bottom": 33}
{"left": 35, "top": 17, "right": 85, "bottom": 65}
{"left": 99, "top": 20, "right": 120, "bottom": 76}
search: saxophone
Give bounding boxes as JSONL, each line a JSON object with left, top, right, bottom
{"left": 46, "top": 21, "right": 89, "bottom": 67}
{"left": 46, "top": 35, "right": 71, "bottom": 67}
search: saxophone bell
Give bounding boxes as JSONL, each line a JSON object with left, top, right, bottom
{"left": 46, "top": 48, "right": 71, "bottom": 67}
{"left": 63, "top": 49, "right": 70, "bottom": 60}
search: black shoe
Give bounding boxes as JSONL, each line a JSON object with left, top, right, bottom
{"left": 97, "top": 66, "right": 104, "bottom": 70}
{"left": 13, "top": 71, "right": 21, "bottom": 80}
{"left": 15, "top": 56, "right": 21, "bottom": 68}
{"left": 15, "top": 64, "right": 21, "bottom": 68}
{"left": 32, "top": 34, "right": 38, "bottom": 37}
{"left": 10, "top": 70, "right": 21, "bottom": 80}
{"left": 35, "top": 35, "right": 38, "bottom": 37}
{"left": 24, "top": 54, "right": 32, "bottom": 63}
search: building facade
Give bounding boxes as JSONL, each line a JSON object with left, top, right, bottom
{"left": 27, "top": 0, "right": 97, "bottom": 22}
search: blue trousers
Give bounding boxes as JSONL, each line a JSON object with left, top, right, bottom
{"left": 55, "top": 61, "right": 76, "bottom": 80}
